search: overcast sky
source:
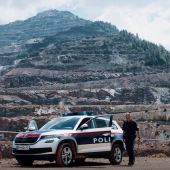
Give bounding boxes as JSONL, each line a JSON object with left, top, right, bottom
{"left": 0, "top": 0, "right": 170, "bottom": 50}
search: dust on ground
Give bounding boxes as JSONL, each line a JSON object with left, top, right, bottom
{"left": 0, "top": 157, "right": 170, "bottom": 170}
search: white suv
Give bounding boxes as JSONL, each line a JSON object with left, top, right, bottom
{"left": 12, "top": 113, "right": 124, "bottom": 167}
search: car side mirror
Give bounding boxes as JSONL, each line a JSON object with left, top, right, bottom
{"left": 28, "top": 126, "right": 37, "bottom": 131}
{"left": 80, "top": 123, "right": 88, "bottom": 130}
{"left": 27, "top": 120, "right": 38, "bottom": 131}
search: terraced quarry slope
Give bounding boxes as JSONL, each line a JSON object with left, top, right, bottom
{"left": 0, "top": 9, "right": 170, "bottom": 118}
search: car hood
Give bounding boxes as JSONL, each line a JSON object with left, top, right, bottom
{"left": 39, "top": 129, "right": 73, "bottom": 136}
{"left": 17, "top": 129, "right": 73, "bottom": 137}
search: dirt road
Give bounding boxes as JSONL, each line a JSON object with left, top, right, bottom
{"left": 0, "top": 157, "right": 169, "bottom": 170}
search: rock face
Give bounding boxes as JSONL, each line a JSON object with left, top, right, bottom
{"left": 0, "top": 10, "right": 170, "bottom": 131}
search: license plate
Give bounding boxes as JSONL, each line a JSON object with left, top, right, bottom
{"left": 16, "top": 145, "right": 30, "bottom": 150}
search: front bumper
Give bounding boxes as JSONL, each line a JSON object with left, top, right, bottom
{"left": 13, "top": 154, "right": 55, "bottom": 161}
{"left": 13, "top": 147, "right": 52, "bottom": 154}
{"left": 12, "top": 137, "right": 60, "bottom": 157}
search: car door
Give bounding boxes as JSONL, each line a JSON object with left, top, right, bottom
{"left": 110, "top": 120, "right": 124, "bottom": 144}
{"left": 75, "top": 115, "right": 112, "bottom": 153}
{"left": 91, "top": 115, "right": 112, "bottom": 152}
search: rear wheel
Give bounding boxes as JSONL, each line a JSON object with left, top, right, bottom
{"left": 109, "top": 144, "right": 122, "bottom": 165}
{"left": 55, "top": 143, "right": 75, "bottom": 167}
{"left": 17, "top": 159, "right": 34, "bottom": 167}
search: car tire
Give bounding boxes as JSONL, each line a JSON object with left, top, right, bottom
{"left": 17, "top": 159, "right": 34, "bottom": 167}
{"left": 55, "top": 142, "right": 75, "bottom": 167}
{"left": 109, "top": 144, "right": 122, "bottom": 165}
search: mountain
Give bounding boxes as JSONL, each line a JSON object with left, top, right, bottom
{"left": 0, "top": 10, "right": 90, "bottom": 48}
{"left": 0, "top": 9, "right": 170, "bottom": 113}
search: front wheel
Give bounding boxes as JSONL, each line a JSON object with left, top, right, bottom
{"left": 55, "top": 143, "right": 75, "bottom": 167}
{"left": 109, "top": 144, "right": 122, "bottom": 165}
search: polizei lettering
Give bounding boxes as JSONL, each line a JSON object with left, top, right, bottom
{"left": 93, "top": 137, "right": 111, "bottom": 143}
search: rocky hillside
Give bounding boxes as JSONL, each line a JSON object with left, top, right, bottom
{"left": 0, "top": 9, "right": 170, "bottom": 117}
{"left": 0, "top": 10, "right": 90, "bottom": 48}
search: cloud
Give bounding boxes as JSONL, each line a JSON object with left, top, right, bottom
{"left": 0, "top": 0, "right": 169, "bottom": 50}
{"left": 0, "top": 0, "right": 74, "bottom": 23}
{"left": 95, "top": 1, "right": 170, "bottom": 50}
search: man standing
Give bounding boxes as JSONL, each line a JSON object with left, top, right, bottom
{"left": 122, "top": 112, "right": 140, "bottom": 166}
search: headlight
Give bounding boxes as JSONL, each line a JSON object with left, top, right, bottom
{"left": 40, "top": 135, "right": 59, "bottom": 140}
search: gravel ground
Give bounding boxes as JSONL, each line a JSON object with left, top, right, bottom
{"left": 0, "top": 157, "right": 170, "bottom": 170}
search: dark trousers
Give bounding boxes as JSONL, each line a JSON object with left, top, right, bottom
{"left": 125, "top": 138, "right": 135, "bottom": 164}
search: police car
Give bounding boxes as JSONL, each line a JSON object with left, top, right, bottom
{"left": 12, "top": 112, "right": 125, "bottom": 167}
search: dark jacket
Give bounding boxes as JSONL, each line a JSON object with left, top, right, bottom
{"left": 122, "top": 120, "right": 139, "bottom": 140}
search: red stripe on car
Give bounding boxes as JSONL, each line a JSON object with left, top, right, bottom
{"left": 70, "top": 131, "right": 111, "bottom": 136}
{"left": 16, "top": 133, "right": 40, "bottom": 137}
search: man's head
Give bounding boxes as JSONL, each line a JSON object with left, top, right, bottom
{"left": 125, "top": 112, "right": 132, "bottom": 122}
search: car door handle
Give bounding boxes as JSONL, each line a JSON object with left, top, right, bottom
{"left": 103, "top": 134, "right": 110, "bottom": 136}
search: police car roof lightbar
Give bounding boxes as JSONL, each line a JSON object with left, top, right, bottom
{"left": 61, "top": 111, "right": 96, "bottom": 117}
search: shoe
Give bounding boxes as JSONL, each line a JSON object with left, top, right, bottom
{"left": 128, "top": 162, "right": 134, "bottom": 166}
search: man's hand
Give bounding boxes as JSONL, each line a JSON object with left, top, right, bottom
{"left": 136, "top": 130, "right": 141, "bottom": 145}
{"left": 137, "top": 137, "right": 141, "bottom": 145}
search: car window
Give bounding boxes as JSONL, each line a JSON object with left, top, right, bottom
{"left": 93, "top": 117, "right": 110, "bottom": 128}
{"left": 86, "top": 119, "right": 94, "bottom": 129}
{"left": 77, "top": 118, "right": 91, "bottom": 129}
{"left": 93, "top": 118, "right": 108, "bottom": 128}
{"left": 40, "top": 117, "right": 80, "bottom": 130}
{"left": 112, "top": 121, "right": 118, "bottom": 129}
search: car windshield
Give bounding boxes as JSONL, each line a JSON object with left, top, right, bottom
{"left": 40, "top": 117, "right": 80, "bottom": 130}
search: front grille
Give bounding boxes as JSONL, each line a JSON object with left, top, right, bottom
{"left": 13, "top": 148, "right": 52, "bottom": 154}
{"left": 15, "top": 137, "right": 39, "bottom": 144}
